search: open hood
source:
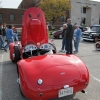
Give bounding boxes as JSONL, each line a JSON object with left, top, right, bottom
{"left": 21, "top": 7, "right": 48, "bottom": 46}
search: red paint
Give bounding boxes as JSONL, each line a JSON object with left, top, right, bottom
{"left": 21, "top": 7, "right": 48, "bottom": 47}
{"left": 9, "top": 7, "right": 89, "bottom": 100}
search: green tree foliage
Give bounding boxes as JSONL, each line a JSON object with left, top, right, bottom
{"left": 39, "top": 0, "right": 71, "bottom": 24}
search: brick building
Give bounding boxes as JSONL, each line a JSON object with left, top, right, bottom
{"left": 0, "top": 8, "right": 25, "bottom": 27}
{"left": 0, "top": 0, "right": 41, "bottom": 28}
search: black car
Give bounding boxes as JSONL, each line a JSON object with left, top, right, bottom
{"left": 82, "top": 25, "right": 100, "bottom": 42}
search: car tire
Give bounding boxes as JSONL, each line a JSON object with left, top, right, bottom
{"left": 59, "top": 34, "right": 62, "bottom": 39}
{"left": 14, "top": 46, "right": 20, "bottom": 63}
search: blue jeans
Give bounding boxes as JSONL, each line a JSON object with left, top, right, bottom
{"left": 74, "top": 40, "right": 80, "bottom": 52}
{"left": 0, "top": 36, "right": 4, "bottom": 49}
{"left": 2, "top": 36, "right": 6, "bottom": 47}
{"left": 4, "top": 39, "right": 14, "bottom": 50}
{"left": 14, "top": 33, "right": 18, "bottom": 41}
{"left": 62, "top": 38, "right": 66, "bottom": 50}
{"left": 66, "top": 39, "right": 72, "bottom": 54}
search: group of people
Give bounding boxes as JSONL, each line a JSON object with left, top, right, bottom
{"left": 0, "top": 23, "right": 18, "bottom": 52}
{"left": 60, "top": 18, "right": 82, "bottom": 54}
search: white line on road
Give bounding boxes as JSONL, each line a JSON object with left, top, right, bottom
{"left": 0, "top": 55, "right": 4, "bottom": 100}
{"left": 91, "top": 74, "right": 100, "bottom": 83}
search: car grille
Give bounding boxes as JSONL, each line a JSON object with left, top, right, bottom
{"left": 83, "top": 33, "right": 89, "bottom": 38}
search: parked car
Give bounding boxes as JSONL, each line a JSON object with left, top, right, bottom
{"left": 9, "top": 7, "right": 89, "bottom": 100}
{"left": 82, "top": 25, "right": 100, "bottom": 42}
{"left": 16, "top": 28, "right": 22, "bottom": 40}
{"left": 53, "top": 30, "right": 63, "bottom": 39}
{"left": 53, "top": 26, "right": 89, "bottom": 39}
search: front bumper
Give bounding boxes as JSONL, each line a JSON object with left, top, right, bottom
{"left": 83, "top": 38, "right": 94, "bottom": 41}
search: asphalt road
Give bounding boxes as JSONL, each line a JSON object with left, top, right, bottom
{"left": 0, "top": 39, "right": 100, "bottom": 100}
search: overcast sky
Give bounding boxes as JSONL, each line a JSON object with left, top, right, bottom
{"left": 0, "top": 0, "right": 100, "bottom": 8}
{"left": 0, "top": 0, "right": 22, "bottom": 8}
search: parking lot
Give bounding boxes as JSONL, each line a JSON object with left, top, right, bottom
{"left": 0, "top": 39, "right": 100, "bottom": 100}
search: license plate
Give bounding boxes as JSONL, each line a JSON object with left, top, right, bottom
{"left": 58, "top": 87, "right": 73, "bottom": 98}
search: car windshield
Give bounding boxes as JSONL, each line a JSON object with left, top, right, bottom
{"left": 91, "top": 26, "right": 100, "bottom": 32}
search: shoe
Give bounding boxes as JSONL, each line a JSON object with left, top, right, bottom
{"left": 59, "top": 49, "right": 63, "bottom": 52}
{"left": 4, "top": 49, "right": 7, "bottom": 52}
{"left": 74, "top": 51, "right": 78, "bottom": 54}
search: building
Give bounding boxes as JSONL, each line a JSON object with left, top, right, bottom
{"left": 70, "top": 0, "right": 100, "bottom": 26}
{"left": 0, "top": 0, "right": 41, "bottom": 27}
{"left": 18, "top": 0, "right": 41, "bottom": 9}
{"left": 0, "top": 8, "right": 25, "bottom": 27}
{"left": 0, "top": 0, "right": 100, "bottom": 28}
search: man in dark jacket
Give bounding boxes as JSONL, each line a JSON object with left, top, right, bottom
{"left": 0, "top": 23, "right": 4, "bottom": 49}
{"left": 66, "top": 18, "right": 74, "bottom": 54}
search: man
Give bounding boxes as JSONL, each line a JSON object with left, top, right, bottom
{"left": 0, "top": 23, "right": 4, "bottom": 49}
{"left": 73, "top": 24, "right": 82, "bottom": 53}
{"left": 4, "top": 25, "right": 14, "bottom": 52}
{"left": 66, "top": 18, "right": 74, "bottom": 54}
{"left": 59, "top": 24, "right": 67, "bottom": 52}
{"left": 2, "top": 23, "right": 7, "bottom": 46}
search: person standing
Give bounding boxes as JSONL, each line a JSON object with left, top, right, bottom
{"left": 4, "top": 25, "right": 14, "bottom": 52}
{"left": 2, "top": 23, "right": 7, "bottom": 47}
{"left": 74, "top": 24, "right": 82, "bottom": 53}
{"left": 0, "top": 23, "right": 4, "bottom": 49}
{"left": 59, "top": 24, "right": 67, "bottom": 52}
{"left": 12, "top": 26, "right": 19, "bottom": 41}
{"left": 66, "top": 18, "right": 74, "bottom": 54}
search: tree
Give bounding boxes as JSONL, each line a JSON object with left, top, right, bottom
{"left": 39, "top": 0, "right": 71, "bottom": 24}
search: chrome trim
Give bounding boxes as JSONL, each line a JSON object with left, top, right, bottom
{"left": 83, "top": 38, "right": 94, "bottom": 41}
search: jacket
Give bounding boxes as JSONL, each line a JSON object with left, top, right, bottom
{"left": 74, "top": 28, "right": 82, "bottom": 42}
{"left": 66, "top": 23, "right": 74, "bottom": 40}
{"left": 6, "top": 29, "right": 14, "bottom": 39}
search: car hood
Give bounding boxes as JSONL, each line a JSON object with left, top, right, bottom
{"left": 21, "top": 7, "right": 48, "bottom": 46}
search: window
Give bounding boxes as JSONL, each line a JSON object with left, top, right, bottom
{"left": 10, "top": 14, "right": 15, "bottom": 21}
{"left": 0, "top": 14, "right": 2, "bottom": 20}
{"left": 83, "top": 7, "right": 86, "bottom": 13}
{"left": 60, "top": 16, "right": 66, "bottom": 22}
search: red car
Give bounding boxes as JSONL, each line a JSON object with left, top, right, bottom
{"left": 53, "top": 30, "right": 63, "bottom": 39}
{"left": 9, "top": 7, "right": 89, "bottom": 100}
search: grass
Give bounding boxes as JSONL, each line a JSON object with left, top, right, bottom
{"left": 48, "top": 30, "right": 54, "bottom": 39}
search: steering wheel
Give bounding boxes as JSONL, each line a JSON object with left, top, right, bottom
{"left": 23, "top": 44, "right": 38, "bottom": 57}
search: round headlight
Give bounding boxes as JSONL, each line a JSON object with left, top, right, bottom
{"left": 37, "top": 79, "right": 43, "bottom": 85}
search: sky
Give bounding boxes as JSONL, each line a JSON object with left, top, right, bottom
{"left": 0, "top": 0, "right": 22, "bottom": 8}
{"left": 0, "top": 0, "right": 100, "bottom": 8}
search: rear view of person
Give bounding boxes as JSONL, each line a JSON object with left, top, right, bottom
{"left": 4, "top": 25, "right": 14, "bottom": 52}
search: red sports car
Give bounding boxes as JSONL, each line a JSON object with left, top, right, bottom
{"left": 9, "top": 7, "right": 89, "bottom": 100}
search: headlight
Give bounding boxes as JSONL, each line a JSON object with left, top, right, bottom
{"left": 37, "top": 79, "right": 43, "bottom": 85}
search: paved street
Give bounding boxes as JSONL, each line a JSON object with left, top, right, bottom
{"left": 0, "top": 39, "right": 100, "bottom": 100}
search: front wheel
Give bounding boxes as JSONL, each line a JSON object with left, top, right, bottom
{"left": 14, "top": 46, "right": 20, "bottom": 63}
{"left": 59, "top": 34, "right": 62, "bottom": 39}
